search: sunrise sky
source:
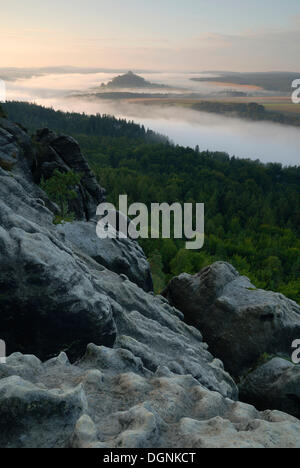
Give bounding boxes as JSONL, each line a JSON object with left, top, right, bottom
{"left": 1, "top": 0, "right": 300, "bottom": 71}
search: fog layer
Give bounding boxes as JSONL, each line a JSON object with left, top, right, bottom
{"left": 3, "top": 71, "right": 300, "bottom": 166}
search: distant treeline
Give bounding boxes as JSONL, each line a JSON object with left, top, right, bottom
{"left": 192, "top": 101, "right": 300, "bottom": 126}
{"left": 2, "top": 101, "right": 168, "bottom": 143}
{"left": 2, "top": 101, "right": 300, "bottom": 303}
{"left": 191, "top": 72, "right": 300, "bottom": 92}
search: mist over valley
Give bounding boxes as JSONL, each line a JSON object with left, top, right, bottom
{"left": 3, "top": 69, "right": 299, "bottom": 166}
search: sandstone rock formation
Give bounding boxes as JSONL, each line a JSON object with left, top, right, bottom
{"left": 163, "top": 262, "right": 300, "bottom": 377}
{"left": 239, "top": 357, "right": 300, "bottom": 419}
{"left": 0, "top": 163, "right": 116, "bottom": 361}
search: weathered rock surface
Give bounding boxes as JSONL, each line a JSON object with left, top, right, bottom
{"left": 239, "top": 358, "right": 300, "bottom": 419}
{"left": 1, "top": 351, "right": 300, "bottom": 448}
{"left": 56, "top": 221, "right": 153, "bottom": 292}
{"left": 0, "top": 170, "right": 116, "bottom": 361}
{"left": 0, "top": 374, "right": 87, "bottom": 448}
{"left": 163, "top": 262, "right": 300, "bottom": 377}
{"left": 0, "top": 119, "right": 114, "bottom": 360}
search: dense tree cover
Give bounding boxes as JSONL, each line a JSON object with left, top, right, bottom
{"left": 87, "top": 140, "right": 300, "bottom": 302}
{"left": 192, "top": 101, "right": 300, "bottom": 126}
{"left": 3, "top": 101, "right": 167, "bottom": 143}
{"left": 3, "top": 102, "right": 300, "bottom": 303}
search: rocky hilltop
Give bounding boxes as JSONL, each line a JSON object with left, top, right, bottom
{"left": 0, "top": 111, "right": 300, "bottom": 448}
{"left": 100, "top": 71, "right": 168, "bottom": 89}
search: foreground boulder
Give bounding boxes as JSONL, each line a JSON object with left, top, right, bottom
{"left": 163, "top": 262, "right": 300, "bottom": 377}
{"left": 239, "top": 358, "right": 300, "bottom": 419}
{"left": 0, "top": 350, "right": 300, "bottom": 448}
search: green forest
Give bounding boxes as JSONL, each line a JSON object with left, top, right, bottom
{"left": 3, "top": 101, "right": 300, "bottom": 303}
{"left": 192, "top": 101, "right": 300, "bottom": 127}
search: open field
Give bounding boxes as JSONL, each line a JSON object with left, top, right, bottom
{"left": 262, "top": 101, "right": 300, "bottom": 115}
{"left": 208, "top": 81, "right": 263, "bottom": 90}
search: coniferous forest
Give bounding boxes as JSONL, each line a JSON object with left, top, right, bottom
{"left": 3, "top": 101, "right": 300, "bottom": 303}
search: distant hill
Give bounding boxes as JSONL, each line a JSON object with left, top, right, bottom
{"left": 101, "top": 71, "right": 168, "bottom": 89}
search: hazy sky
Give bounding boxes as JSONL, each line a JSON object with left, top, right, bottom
{"left": 1, "top": 0, "right": 300, "bottom": 71}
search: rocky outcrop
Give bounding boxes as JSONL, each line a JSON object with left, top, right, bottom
{"left": 239, "top": 358, "right": 300, "bottom": 419}
{"left": 0, "top": 119, "right": 113, "bottom": 360}
{"left": 0, "top": 120, "right": 116, "bottom": 362}
{"left": 32, "top": 128, "right": 106, "bottom": 220}
{"left": 0, "top": 166, "right": 116, "bottom": 361}
{"left": 56, "top": 221, "right": 153, "bottom": 292}
{"left": 163, "top": 262, "right": 300, "bottom": 377}
{"left": 0, "top": 351, "right": 300, "bottom": 448}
